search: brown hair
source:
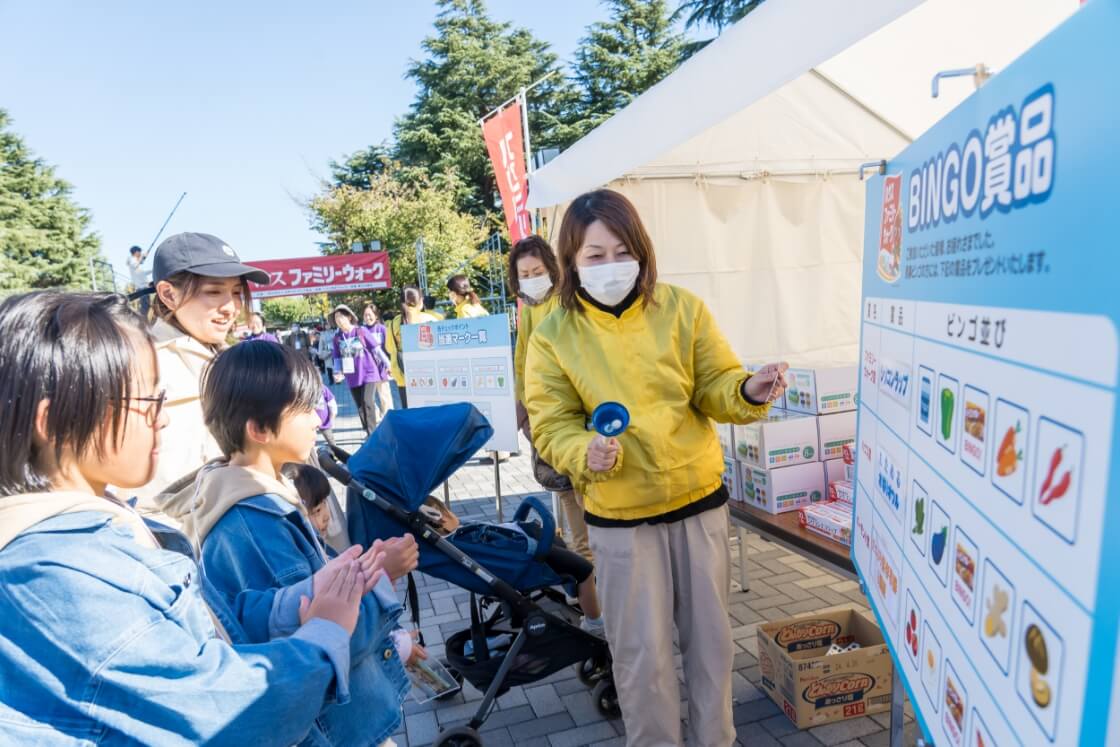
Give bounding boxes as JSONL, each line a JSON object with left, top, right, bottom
{"left": 555, "top": 189, "right": 658, "bottom": 312}
{"left": 446, "top": 275, "right": 480, "bottom": 305}
{"left": 508, "top": 235, "right": 560, "bottom": 297}
{"left": 361, "top": 303, "right": 380, "bottom": 323}
{"left": 399, "top": 285, "right": 423, "bottom": 325}
{"left": 151, "top": 271, "right": 251, "bottom": 341}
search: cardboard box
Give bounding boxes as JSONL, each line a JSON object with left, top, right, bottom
{"left": 722, "top": 457, "right": 743, "bottom": 501}
{"left": 714, "top": 422, "right": 736, "bottom": 461}
{"left": 785, "top": 365, "right": 859, "bottom": 416}
{"left": 798, "top": 501, "right": 853, "bottom": 546}
{"left": 828, "top": 479, "right": 854, "bottom": 505}
{"left": 741, "top": 462, "right": 826, "bottom": 514}
{"left": 824, "top": 458, "right": 853, "bottom": 485}
{"left": 817, "top": 410, "right": 857, "bottom": 462}
{"left": 758, "top": 609, "right": 893, "bottom": 729}
{"left": 733, "top": 410, "right": 819, "bottom": 469}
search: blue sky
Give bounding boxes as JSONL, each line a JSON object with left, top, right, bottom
{"left": 0, "top": 1, "right": 693, "bottom": 285}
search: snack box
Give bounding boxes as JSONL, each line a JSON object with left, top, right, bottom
{"left": 817, "top": 410, "right": 857, "bottom": 462}
{"left": 828, "top": 479, "right": 854, "bottom": 505}
{"left": 798, "top": 500, "right": 852, "bottom": 546}
{"left": 722, "top": 457, "right": 743, "bottom": 501}
{"left": 714, "top": 421, "right": 736, "bottom": 461}
{"left": 741, "top": 462, "right": 826, "bottom": 515}
{"left": 785, "top": 364, "right": 858, "bottom": 416}
{"left": 733, "top": 410, "right": 819, "bottom": 469}
{"left": 758, "top": 609, "right": 892, "bottom": 729}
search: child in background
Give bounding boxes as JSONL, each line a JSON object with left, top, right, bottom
{"left": 316, "top": 385, "right": 339, "bottom": 447}
{"left": 0, "top": 292, "right": 364, "bottom": 745}
{"left": 184, "top": 341, "right": 419, "bottom": 746}
{"left": 285, "top": 463, "right": 430, "bottom": 669}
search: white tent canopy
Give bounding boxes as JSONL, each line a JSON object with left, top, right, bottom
{"left": 528, "top": 0, "right": 1077, "bottom": 364}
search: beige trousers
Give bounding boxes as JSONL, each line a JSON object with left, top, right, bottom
{"left": 558, "top": 489, "right": 594, "bottom": 564}
{"left": 588, "top": 506, "right": 734, "bottom": 747}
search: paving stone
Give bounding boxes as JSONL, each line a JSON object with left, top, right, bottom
{"left": 780, "top": 598, "right": 834, "bottom": 616}
{"left": 734, "top": 729, "right": 783, "bottom": 747}
{"left": 760, "top": 713, "right": 800, "bottom": 738}
{"left": 733, "top": 697, "right": 781, "bottom": 725}
{"left": 769, "top": 571, "right": 812, "bottom": 586}
{"left": 525, "top": 684, "right": 566, "bottom": 717}
{"left": 547, "top": 722, "right": 618, "bottom": 747}
{"left": 404, "top": 711, "right": 439, "bottom": 746}
{"left": 779, "top": 732, "right": 825, "bottom": 746}
{"left": 507, "top": 712, "right": 576, "bottom": 741}
{"left": 808, "top": 717, "right": 883, "bottom": 744}
{"left": 858, "top": 721, "right": 920, "bottom": 747}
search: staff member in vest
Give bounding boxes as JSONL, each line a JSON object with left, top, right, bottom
{"left": 446, "top": 275, "right": 488, "bottom": 318}
{"left": 384, "top": 285, "right": 443, "bottom": 408}
{"left": 525, "top": 189, "right": 787, "bottom": 747}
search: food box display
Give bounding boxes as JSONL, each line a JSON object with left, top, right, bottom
{"left": 785, "top": 364, "right": 859, "bottom": 416}
{"left": 714, "top": 421, "right": 736, "bottom": 461}
{"left": 741, "top": 462, "right": 826, "bottom": 514}
{"left": 828, "top": 479, "right": 854, "bottom": 505}
{"left": 824, "top": 458, "right": 852, "bottom": 485}
{"left": 733, "top": 410, "right": 819, "bottom": 469}
{"left": 817, "top": 410, "right": 857, "bottom": 462}
{"left": 722, "top": 457, "right": 743, "bottom": 501}
{"left": 758, "top": 609, "right": 893, "bottom": 729}
{"left": 798, "top": 500, "right": 853, "bottom": 546}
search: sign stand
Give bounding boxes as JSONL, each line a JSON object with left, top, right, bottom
{"left": 492, "top": 452, "right": 503, "bottom": 522}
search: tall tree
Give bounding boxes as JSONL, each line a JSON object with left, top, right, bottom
{"left": 393, "top": 0, "right": 575, "bottom": 219}
{"left": 0, "top": 109, "right": 106, "bottom": 291}
{"left": 672, "top": 0, "right": 767, "bottom": 58}
{"left": 569, "top": 0, "right": 685, "bottom": 140}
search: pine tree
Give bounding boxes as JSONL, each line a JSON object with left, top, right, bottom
{"left": 672, "top": 0, "right": 767, "bottom": 58}
{"left": 0, "top": 109, "right": 105, "bottom": 292}
{"left": 393, "top": 0, "right": 574, "bottom": 218}
{"left": 569, "top": 0, "right": 685, "bottom": 140}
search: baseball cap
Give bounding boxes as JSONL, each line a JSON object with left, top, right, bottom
{"left": 152, "top": 232, "right": 269, "bottom": 285}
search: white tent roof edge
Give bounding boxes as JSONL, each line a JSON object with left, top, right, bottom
{"left": 526, "top": 0, "right": 925, "bottom": 209}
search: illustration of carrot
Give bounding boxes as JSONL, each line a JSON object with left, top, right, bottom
{"left": 997, "top": 422, "right": 1022, "bottom": 477}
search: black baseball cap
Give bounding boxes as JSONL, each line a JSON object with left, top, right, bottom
{"left": 152, "top": 232, "right": 269, "bottom": 285}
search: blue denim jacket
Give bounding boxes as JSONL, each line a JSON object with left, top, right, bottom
{"left": 201, "top": 494, "right": 409, "bottom": 747}
{"left": 0, "top": 511, "right": 351, "bottom": 746}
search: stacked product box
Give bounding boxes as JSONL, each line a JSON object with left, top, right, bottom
{"left": 729, "top": 363, "right": 858, "bottom": 515}
{"left": 798, "top": 500, "right": 853, "bottom": 546}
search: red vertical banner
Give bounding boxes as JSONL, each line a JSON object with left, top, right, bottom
{"left": 482, "top": 101, "right": 532, "bottom": 243}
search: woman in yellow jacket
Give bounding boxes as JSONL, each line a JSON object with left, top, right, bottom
{"left": 510, "top": 236, "right": 594, "bottom": 568}
{"left": 384, "top": 284, "right": 443, "bottom": 408}
{"left": 525, "top": 190, "right": 787, "bottom": 747}
{"left": 446, "top": 275, "right": 489, "bottom": 318}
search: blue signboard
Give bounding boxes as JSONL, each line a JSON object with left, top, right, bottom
{"left": 854, "top": 3, "right": 1120, "bottom": 745}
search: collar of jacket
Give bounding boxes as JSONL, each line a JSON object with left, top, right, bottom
{"left": 0, "top": 491, "right": 157, "bottom": 552}
{"left": 175, "top": 460, "right": 304, "bottom": 547}
{"left": 577, "top": 286, "right": 642, "bottom": 320}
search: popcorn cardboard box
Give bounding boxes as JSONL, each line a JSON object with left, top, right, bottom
{"left": 758, "top": 609, "right": 892, "bottom": 729}
{"left": 714, "top": 421, "right": 736, "bottom": 461}
{"left": 824, "top": 458, "right": 854, "bottom": 485}
{"left": 817, "top": 410, "right": 857, "bottom": 462}
{"left": 733, "top": 410, "right": 819, "bottom": 469}
{"left": 741, "top": 462, "right": 825, "bottom": 514}
{"left": 722, "top": 457, "right": 743, "bottom": 501}
{"left": 798, "top": 500, "right": 853, "bottom": 546}
{"left": 746, "top": 362, "right": 786, "bottom": 409}
{"left": 785, "top": 365, "right": 859, "bottom": 416}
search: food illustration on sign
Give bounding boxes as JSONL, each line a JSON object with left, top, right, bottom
{"left": 945, "top": 674, "right": 965, "bottom": 729}
{"left": 913, "top": 496, "right": 925, "bottom": 536}
{"left": 964, "top": 401, "right": 986, "bottom": 441}
{"left": 1025, "top": 624, "right": 1052, "bottom": 708}
{"left": 931, "top": 526, "right": 948, "bottom": 565}
{"left": 955, "top": 544, "right": 976, "bottom": 592}
{"left": 997, "top": 421, "right": 1023, "bottom": 477}
{"left": 941, "top": 387, "right": 955, "bottom": 441}
{"left": 904, "top": 609, "right": 919, "bottom": 658}
{"left": 984, "top": 586, "right": 1009, "bottom": 639}
{"left": 1038, "top": 446, "right": 1072, "bottom": 505}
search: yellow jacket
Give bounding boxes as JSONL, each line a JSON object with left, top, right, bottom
{"left": 514, "top": 294, "right": 560, "bottom": 405}
{"left": 386, "top": 309, "right": 443, "bottom": 386}
{"left": 453, "top": 301, "right": 489, "bottom": 319}
{"left": 526, "top": 283, "right": 769, "bottom": 521}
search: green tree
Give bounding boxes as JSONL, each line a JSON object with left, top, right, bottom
{"left": 308, "top": 160, "right": 485, "bottom": 316}
{"left": 393, "top": 0, "right": 576, "bottom": 218}
{"left": 569, "top": 0, "right": 685, "bottom": 140}
{"left": 328, "top": 144, "right": 394, "bottom": 191}
{"left": 672, "top": 0, "right": 767, "bottom": 58}
{"left": 0, "top": 109, "right": 106, "bottom": 291}
{"left": 261, "top": 297, "right": 314, "bottom": 327}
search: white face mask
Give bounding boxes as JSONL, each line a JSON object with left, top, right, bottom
{"left": 578, "top": 260, "right": 640, "bottom": 307}
{"left": 519, "top": 274, "right": 553, "bottom": 302}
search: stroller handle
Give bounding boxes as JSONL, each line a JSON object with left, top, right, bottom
{"left": 317, "top": 445, "right": 353, "bottom": 483}
{"left": 512, "top": 495, "right": 557, "bottom": 562}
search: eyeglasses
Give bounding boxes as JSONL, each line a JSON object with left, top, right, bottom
{"left": 117, "top": 390, "right": 168, "bottom": 422}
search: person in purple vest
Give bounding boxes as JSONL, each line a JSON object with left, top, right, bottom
{"left": 244, "top": 312, "right": 279, "bottom": 343}
{"left": 331, "top": 304, "right": 391, "bottom": 436}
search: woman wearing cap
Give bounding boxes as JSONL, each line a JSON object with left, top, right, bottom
{"left": 131, "top": 232, "right": 268, "bottom": 519}
{"left": 331, "top": 304, "right": 391, "bottom": 435}
{"left": 525, "top": 190, "right": 788, "bottom": 747}
{"left": 446, "top": 275, "right": 488, "bottom": 319}
{"left": 384, "top": 285, "right": 444, "bottom": 409}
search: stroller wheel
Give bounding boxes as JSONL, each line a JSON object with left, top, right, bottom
{"left": 576, "top": 654, "right": 609, "bottom": 685}
{"left": 433, "top": 725, "right": 483, "bottom": 747}
{"left": 592, "top": 678, "right": 622, "bottom": 719}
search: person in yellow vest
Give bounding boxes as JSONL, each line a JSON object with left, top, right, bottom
{"left": 525, "top": 189, "right": 788, "bottom": 747}
{"left": 509, "top": 236, "right": 594, "bottom": 567}
{"left": 446, "top": 275, "right": 488, "bottom": 318}
{"left": 384, "top": 285, "right": 443, "bottom": 409}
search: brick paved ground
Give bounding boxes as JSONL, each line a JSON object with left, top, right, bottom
{"left": 325, "top": 383, "right": 917, "bottom": 747}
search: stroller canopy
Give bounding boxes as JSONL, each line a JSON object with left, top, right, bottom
{"left": 347, "top": 403, "right": 494, "bottom": 511}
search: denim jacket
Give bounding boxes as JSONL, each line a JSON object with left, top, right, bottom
{"left": 0, "top": 511, "right": 351, "bottom": 746}
{"left": 201, "top": 493, "right": 409, "bottom": 747}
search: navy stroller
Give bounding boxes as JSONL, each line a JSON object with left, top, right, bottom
{"left": 316, "top": 403, "right": 615, "bottom": 747}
